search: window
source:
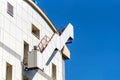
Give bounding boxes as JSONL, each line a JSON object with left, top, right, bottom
{"left": 23, "top": 76, "right": 29, "bottom": 80}
{"left": 6, "top": 63, "right": 12, "bottom": 80}
{"left": 52, "top": 63, "right": 56, "bottom": 80}
{"left": 7, "top": 2, "right": 13, "bottom": 17}
{"left": 32, "top": 24, "right": 40, "bottom": 39}
{"left": 23, "top": 41, "right": 29, "bottom": 66}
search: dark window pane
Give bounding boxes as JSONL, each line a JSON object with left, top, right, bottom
{"left": 7, "top": 2, "right": 13, "bottom": 17}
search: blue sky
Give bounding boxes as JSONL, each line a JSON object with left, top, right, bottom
{"left": 36, "top": 0, "right": 120, "bottom": 80}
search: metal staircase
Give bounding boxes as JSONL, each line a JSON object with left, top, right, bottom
{"left": 28, "top": 23, "right": 74, "bottom": 70}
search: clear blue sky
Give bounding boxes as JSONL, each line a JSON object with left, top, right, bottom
{"left": 36, "top": 0, "right": 120, "bottom": 80}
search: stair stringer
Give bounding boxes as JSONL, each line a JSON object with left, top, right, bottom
{"left": 41, "top": 23, "right": 74, "bottom": 68}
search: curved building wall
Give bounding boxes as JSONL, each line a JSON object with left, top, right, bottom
{"left": 0, "top": 0, "right": 66, "bottom": 80}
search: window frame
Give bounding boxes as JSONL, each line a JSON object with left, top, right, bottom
{"left": 23, "top": 76, "right": 29, "bottom": 80}
{"left": 7, "top": 2, "right": 14, "bottom": 17}
{"left": 6, "top": 63, "right": 12, "bottom": 80}
{"left": 32, "top": 24, "right": 40, "bottom": 39}
{"left": 23, "top": 41, "right": 29, "bottom": 66}
{"left": 52, "top": 63, "right": 57, "bottom": 80}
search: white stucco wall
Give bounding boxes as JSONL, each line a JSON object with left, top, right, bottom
{"left": 0, "top": 0, "right": 65, "bottom": 80}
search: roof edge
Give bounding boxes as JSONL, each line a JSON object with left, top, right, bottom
{"left": 25, "top": 0, "right": 59, "bottom": 34}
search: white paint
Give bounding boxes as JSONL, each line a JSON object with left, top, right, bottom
{"left": 0, "top": 0, "right": 74, "bottom": 80}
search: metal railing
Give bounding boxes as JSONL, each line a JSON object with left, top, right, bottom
{"left": 38, "top": 34, "right": 55, "bottom": 52}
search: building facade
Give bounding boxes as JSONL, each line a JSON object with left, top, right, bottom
{"left": 0, "top": 0, "right": 74, "bottom": 80}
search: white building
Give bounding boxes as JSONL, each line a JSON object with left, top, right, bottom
{"left": 0, "top": 0, "right": 74, "bottom": 80}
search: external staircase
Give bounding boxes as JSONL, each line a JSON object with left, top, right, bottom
{"left": 27, "top": 23, "right": 74, "bottom": 70}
